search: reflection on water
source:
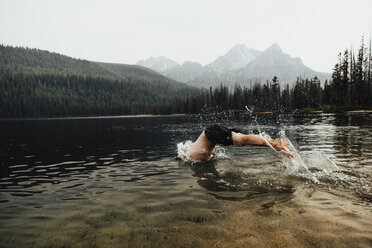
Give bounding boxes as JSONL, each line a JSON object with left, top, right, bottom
{"left": 0, "top": 113, "right": 371, "bottom": 247}
{"left": 181, "top": 160, "right": 295, "bottom": 202}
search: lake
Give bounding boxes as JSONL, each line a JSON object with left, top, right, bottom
{"left": 0, "top": 113, "right": 371, "bottom": 248}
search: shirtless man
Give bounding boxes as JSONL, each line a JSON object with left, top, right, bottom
{"left": 186, "top": 124, "right": 294, "bottom": 161}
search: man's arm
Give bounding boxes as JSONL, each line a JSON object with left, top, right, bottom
{"left": 232, "top": 132, "right": 266, "bottom": 146}
{"left": 232, "top": 132, "right": 294, "bottom": 158}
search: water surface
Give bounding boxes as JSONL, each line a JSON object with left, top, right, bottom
{"left": 0, "top": 113, "right": 371, "bottom": 247}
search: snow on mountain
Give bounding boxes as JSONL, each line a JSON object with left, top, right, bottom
{"left": 137, "top": 44, "right": 331, "bottom": 88}
{"left": 136, "top": 56, "right": 179, "bottom": 73}
{"left": 164, "top": 61, "right": 203, "bottom": 82}
{"left": 204, "top": 44, "right": 261, "bottom": 73}
{"left": 231, "top": 43, "right": 329, "bottom": 86}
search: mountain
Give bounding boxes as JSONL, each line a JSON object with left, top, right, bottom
{"left": 97, "top": 62, "right": 196, "bottom": 94}
{"left": 164, "top": 61, "right": 203, "bottom": 82}
{"left": 204, "top": 44, "right": 261, "bottom": 73}
{"left": 136, "top": 56, "right": 179, "bottom": 73}
{"left": 138, "top": 43, "right": 331, "bottom": 88}
{"left": 0, "top": 45, "right": 116, "bottom": 78}
{"left": 229, "top": 43, "right": 330, "bottom": 86}
{"left": 0, "top": 45, "right": 198, "bottom": 117}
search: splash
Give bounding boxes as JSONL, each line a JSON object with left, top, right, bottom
{"left": 245, "top": 105, "right": 323, "bottom": 183}
{"left": 178, "top": 106, "right": 341, "bottom": 184}
{"left": 177, "top": 141, "right": 193, "bottom": 162}
{"left": 255, "top": 130, "right": 317, "bottom": 182}
{"left": 286, "top": 138, "right": 320, "bottom": 183}
{"left": 245, "top": 106, "right": 262, "bottom": 133}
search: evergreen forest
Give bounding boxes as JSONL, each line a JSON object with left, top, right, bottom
{"left": 0, "top": 45, "right": 198, "bottom": 117}
{"left": 179, "top": 38, "right": 372, "bottom": 114}
{"left": 0, "top": 39, "right": 371, "bottom": 118}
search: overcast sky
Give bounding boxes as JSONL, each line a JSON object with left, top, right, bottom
{"left": 0, "top": 0, "right": 371, "bottom": 73}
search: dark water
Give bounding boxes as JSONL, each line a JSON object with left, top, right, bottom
{"left": 0, "top": 113, "right": 371, "bottom": 248}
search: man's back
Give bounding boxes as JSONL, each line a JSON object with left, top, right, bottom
{"left": 185, "top": 131, "right": 215, "bottom": 161}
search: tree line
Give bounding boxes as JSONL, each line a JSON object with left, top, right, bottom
{"left": 0, "top": 45, "right": 197, "bottom": 118}
{"left": 180, "top": 38, "right": 372, "bottom": 114}
{"left": 0, "top": 68, "right": 198, "bottom": 117}
{"left": 0, "top": 39, "right": 371, "bottom": 118}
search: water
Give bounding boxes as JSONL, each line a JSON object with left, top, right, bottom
{"left": 0, "top": 113, "right": 372, "bottom": 247}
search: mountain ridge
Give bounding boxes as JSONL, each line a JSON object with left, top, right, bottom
{"left": 203, "top": 44, "right": 261, "bottom": 73}
{"left": 136, "top": 56, "right": 179, "bottom": 73}
{"left": 137, "top": 43, "right": 331, "bottom": 88}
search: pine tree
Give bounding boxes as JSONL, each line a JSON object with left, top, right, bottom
{"left": 356, "top": 38, "right": 365, "bottom": 106}
{"left": 331, "top": 53, "right": 343, "bottom": 106}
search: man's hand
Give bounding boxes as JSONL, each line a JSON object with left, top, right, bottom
{"left": 268, "top": 138, "right": 295, "bottom": 158}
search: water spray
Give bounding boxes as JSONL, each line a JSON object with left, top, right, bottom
{"left": 245, "top": 105, "right": 320, "bottom": 183}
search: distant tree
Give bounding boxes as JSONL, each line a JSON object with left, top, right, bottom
{"left": 270, "top": 76, "right": 280, "bottom": 109}
{"left": 331, "top": 53, "right": 343, "bottom": 106}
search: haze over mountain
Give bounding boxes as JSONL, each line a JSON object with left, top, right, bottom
{"left": 137, "top": 56, "right": 179, "bottom": 73}
{"left": 165, "top": 61, "right": 203, "bottom": 82}
{"left": 204, "top": 44, "right": 261, "bottom": 73}
{"left": 137, "top": 43, "right": 331, "bottom": 88}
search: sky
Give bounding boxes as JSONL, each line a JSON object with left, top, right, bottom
{"left": 0, "top": 0, "right": 371, "bottom": 73}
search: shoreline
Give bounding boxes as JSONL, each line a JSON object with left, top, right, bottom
{"left": 252, "top": 109, "right": 372, "bottom": 115}
{"left": 0, "top": 113, "right": 186, "bottom": 121}
{"left": 0, "top": 109, "right": 371, "bottom": 121}
{"left": 345, "top": 109, "right": 372, "bottom": 113}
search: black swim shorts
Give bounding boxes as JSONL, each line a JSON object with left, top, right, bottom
{"left": 204, "top": 124, "right": 240, "bottom": 146}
